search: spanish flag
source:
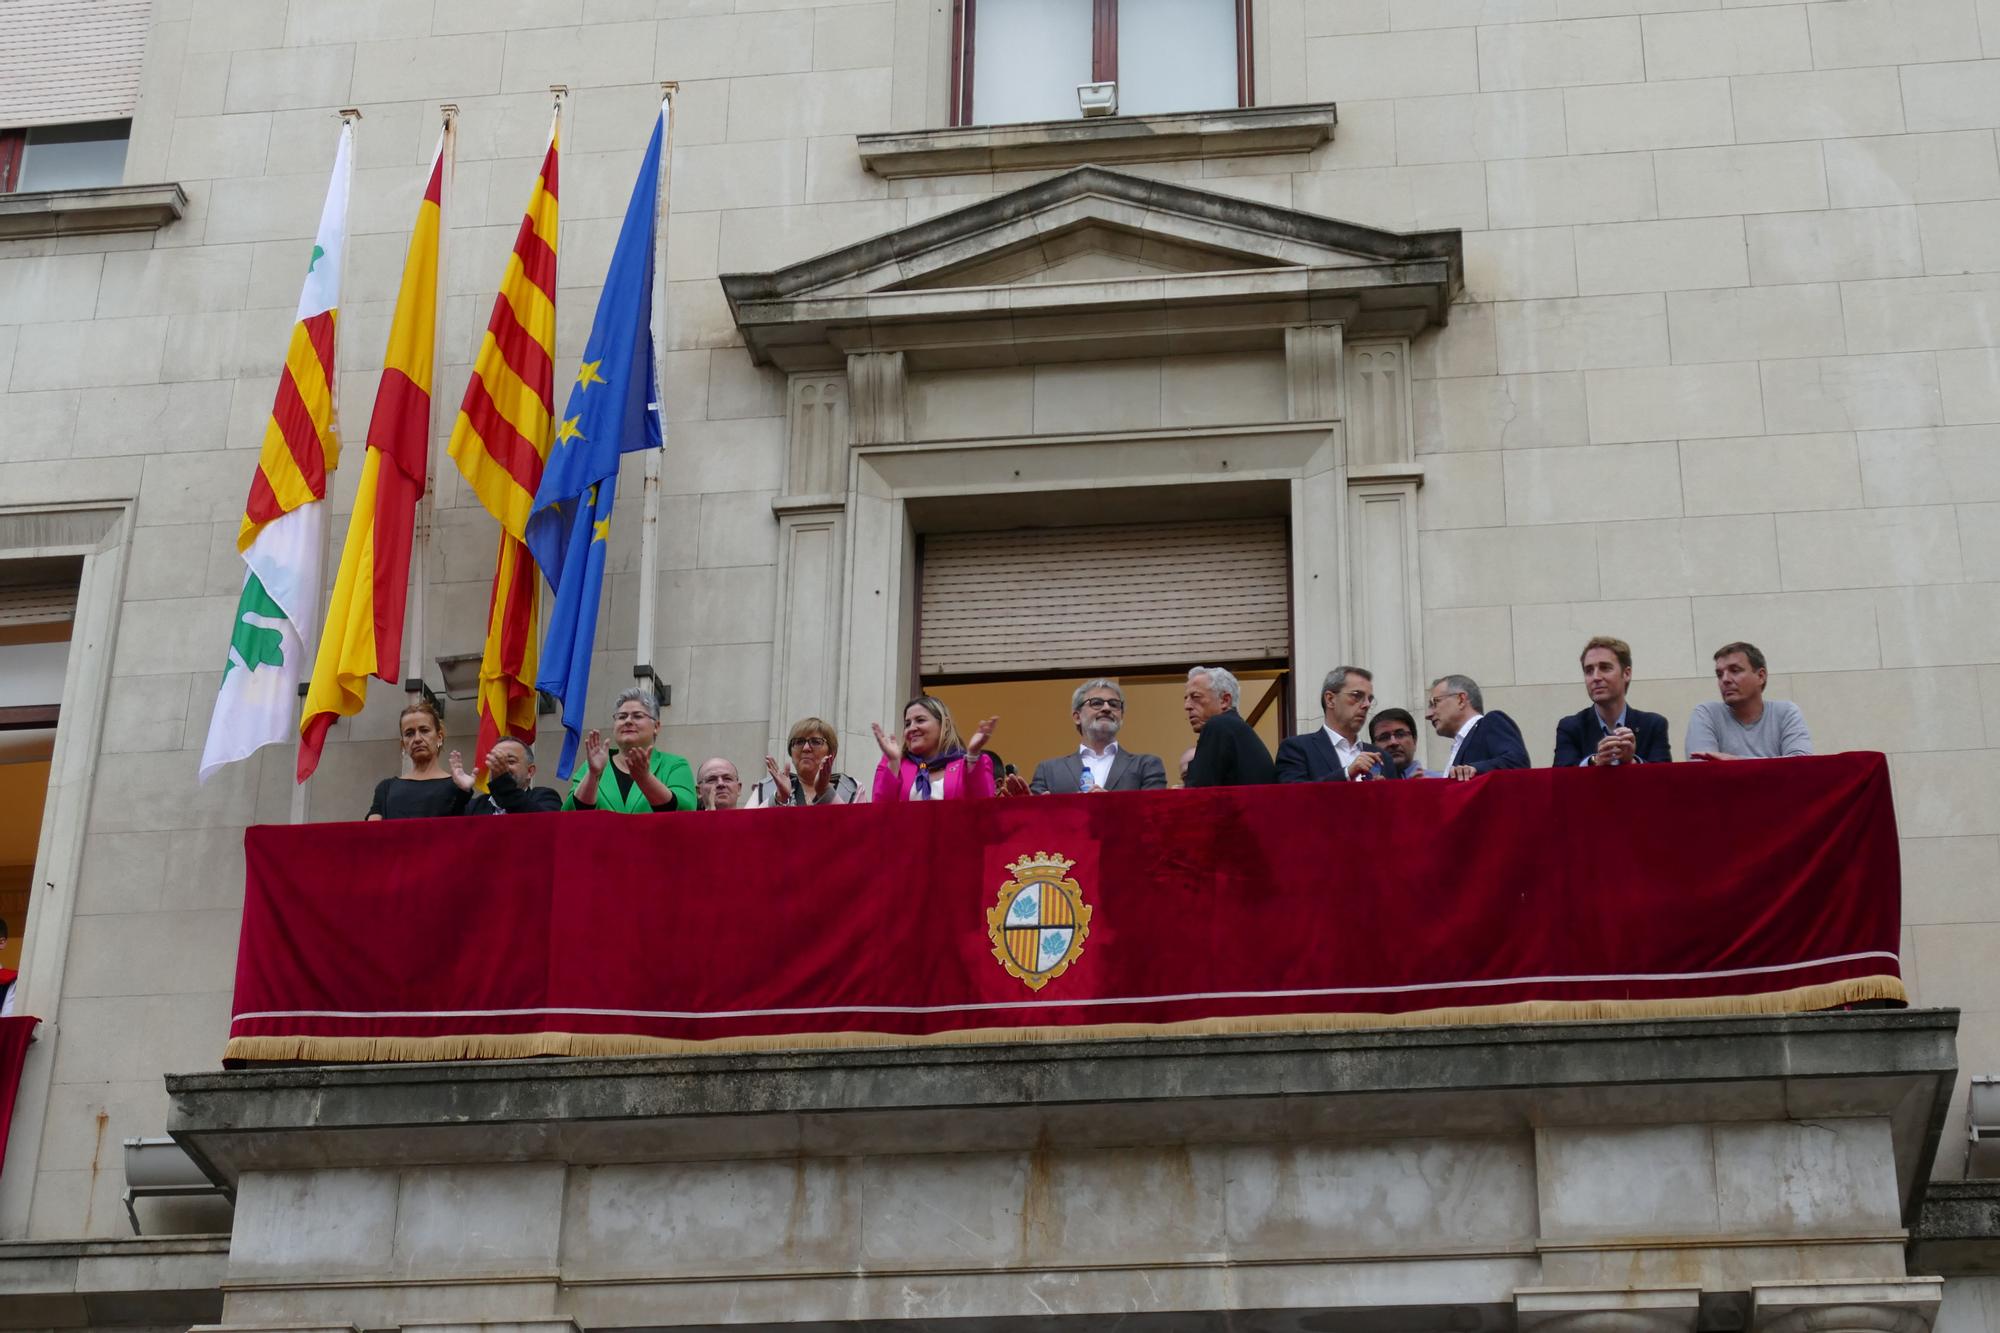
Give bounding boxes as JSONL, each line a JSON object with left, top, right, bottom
{"left": 296, "top": 140, "right": 444, "bottom": 781}
{"left": 448, "top": 123, "right": 559, "bottom": 765}
{"left": 198, "top": 121, "right": 351, "bottom": 784}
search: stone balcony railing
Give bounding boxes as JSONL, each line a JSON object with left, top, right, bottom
{"left": 159, "top": 1010, "right": 1957, "bottom": 1333}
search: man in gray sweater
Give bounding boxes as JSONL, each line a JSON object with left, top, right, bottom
{"left": 1686, "top": 641, "right": 1814, "bottom": 761}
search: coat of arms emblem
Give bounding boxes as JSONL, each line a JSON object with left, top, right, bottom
{"left": 987, "top": 852, "right": 1092, "bottom": 990}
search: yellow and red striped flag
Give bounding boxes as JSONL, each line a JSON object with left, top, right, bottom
{"left": 199, "top": 120, "right": 351, "bottom": 783}
{"left": 297, "top": 141, "right": 444, "bottom": 781}
{"left": 448, "top": 123, "right": 559, "bottom": 764}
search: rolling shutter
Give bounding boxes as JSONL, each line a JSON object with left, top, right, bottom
{"left": 0, "top": 583, "right": 76, "bottom": 627}
{"left": 920, "top": 517, "right": 1289, "bottom": 677}
{"left": 0, "top": 0, "right": 150, "bottom": 129}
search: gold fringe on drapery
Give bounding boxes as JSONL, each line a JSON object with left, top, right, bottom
{"left": 223, "top": 974, "right": 1906, "bottom": 1064}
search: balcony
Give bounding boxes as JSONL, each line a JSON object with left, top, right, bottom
{"left": 218, "top": 754, "right": 1904, "bottom": 1062}
{"left": 74, "top": 753, "right": 1988, "bottom": 1332}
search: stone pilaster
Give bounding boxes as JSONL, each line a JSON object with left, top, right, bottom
{"left": 786, "top": 372, "right": 849, "bottom": 499}
{"left": 846, "top": 350, "right": 907, "bottom": 446}
{"left": 1344, "top": 339, "right": 1412, "bottom": 469}
{"left": 1285, "top": 323, "right": 1343, "bottom": 422}
{"left": 770, "top": 373, "right": 853, "bottom": 748}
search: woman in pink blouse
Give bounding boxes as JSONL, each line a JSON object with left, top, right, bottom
{"left": 871, "top": 695, "right": 999, "bottom": 802}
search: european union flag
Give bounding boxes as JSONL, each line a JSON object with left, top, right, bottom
{"left": 526, "top": 110, "right": 664, "bottom": 778}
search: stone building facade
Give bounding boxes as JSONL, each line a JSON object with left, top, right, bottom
{"left": 1, "top": 0, "right": 1999, "bottom": 1329}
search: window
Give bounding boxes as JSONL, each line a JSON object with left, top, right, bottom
{"left": 951, "top": 0, "right": 1252, "bottom": 127}
{"left": 0, "top": 559, "right": 80, "bottom": 1021}
{"left": 1, "top": 118, "right": 130, "bottom": 192}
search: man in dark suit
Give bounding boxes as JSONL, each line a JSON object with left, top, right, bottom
{"left": 1029, "top": 678, "right": 1169, "bottom": 794}
{"left": 1276, "top": 665, "right": 1408, "bottom": 782}
{"left": 1182, "top": 664, "right": 1277, "bottom": 787}
{"left": 1425, "top": 673, "right": 1529, "bottom": 781}
{"left": 1553, "top": 635, "right": 1673, "bottom": 767}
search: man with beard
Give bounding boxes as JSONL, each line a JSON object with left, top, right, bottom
{"left": 1027, "top": 678, "right": 1169, "bottom": 793}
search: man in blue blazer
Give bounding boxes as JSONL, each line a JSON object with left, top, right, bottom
{"left": 1553, "top": 635, "right": 1672, "bottom": 767}
{"left": 1425, "top": 674, "right": 1529, "bottom": 780}
{"left": 1276, "top": 665, "right": 1410, "bottom": 782}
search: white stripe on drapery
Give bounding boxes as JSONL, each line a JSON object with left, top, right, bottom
{"left": 231, "top": 950, "right": 1904, "bottom": 1025}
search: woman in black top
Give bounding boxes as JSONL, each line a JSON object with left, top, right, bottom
{"left": 366, "top": 698, "right": 471, "bottom": 820}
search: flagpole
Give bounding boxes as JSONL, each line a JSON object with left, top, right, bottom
{"left": 541, "top": 85, "right": 566, "bottom": 737}
{"left": 405, "top": 104, "right": 457, "bottom": 716}
{"left": 293, "top": 108, "right": 359, "bottom": 825}
{"left": 635, "top": 83, "right": 675, "bottom": 709}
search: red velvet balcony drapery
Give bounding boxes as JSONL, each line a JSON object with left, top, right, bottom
{"left": 226, "top": 752, "right": 1905, "bottom": 1063}
{"left": 0, "top": 1016, "right": 37, "bottom": 1165}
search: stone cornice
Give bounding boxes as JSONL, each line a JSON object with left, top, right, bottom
{"left": 856, "top": 103, "right": 1340, "bottom": 179}
{"left": 0, "top": 1235, "right": 226, "bottom": 1329}
{"left": 719, "top": 164, "right": 1463, "bottom": 370}
{"left": 1908, "top": 1179, "right": 2000, "bottom": 1275}
{"left": 0, "top": 182, "right": 186, "bottom": 240}
{"left": 171, "top": 1010, "right": 1958, "bottom": 1217}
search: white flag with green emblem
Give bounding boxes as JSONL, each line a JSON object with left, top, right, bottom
{"left": 199, "top": 123, "right": 352, "bottom": 784}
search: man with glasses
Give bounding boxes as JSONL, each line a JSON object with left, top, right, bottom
{"left": 1368, "top": 708, "right": 1431, "bottom": 779}
{"left": 1425, "top": 674, "right": 1529, "bottom": 781}
{"left": 1028, "top": 678, "right": 1168, "bottom": 794}
{"left": 1277, "top": 665, "right": 1403, "bottom": 782}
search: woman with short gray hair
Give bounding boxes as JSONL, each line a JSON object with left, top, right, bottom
{"left": 563, "top": 685, "right": 697, "bottom": 813}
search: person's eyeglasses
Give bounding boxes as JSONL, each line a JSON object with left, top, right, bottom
{"left": 1337, "top": 690, "right": 1374, "bottom": 704}
{"left": 790, "top": 736, "right": 830, "bottom": 749}
{"left": 1082, "top": 697, "right": 1124, "bottom": 711}
{"left": 1375, "top": 728, "right": 1415, "bottom": 742}
{"left": 613, "top": 711, "right": 651, "bottom": 722}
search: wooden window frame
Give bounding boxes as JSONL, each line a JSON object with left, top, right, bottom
{"left": 949, "top": 0, "right": 1254, "bottom": 128}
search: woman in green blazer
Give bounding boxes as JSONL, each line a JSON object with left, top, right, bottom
{"left": 563, "top": 686, "right": 697, "bottom": 813}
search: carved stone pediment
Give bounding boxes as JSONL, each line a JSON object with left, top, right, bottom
{"left": 720, "top": 165, "right": 1462, "bottom": 371}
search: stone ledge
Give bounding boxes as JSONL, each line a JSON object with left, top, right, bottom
{"left": 169, "top": 1011, "right": 1959, "bottom": 1215}
{"left": 0, "top": 1234, "right": 227, "bottom": 1329}
{"left": 0, "top": 183, "right": 187, "bottom": 240}
{"left": 858, "top": 103, "right": 1338, "bottom": 179}
{"left": 1909, "top": 1179, "right": 2000, "bottom": 1275}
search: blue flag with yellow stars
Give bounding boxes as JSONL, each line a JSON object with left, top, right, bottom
{"left": 526, "top": 108, "right": 664, "bottom": 778}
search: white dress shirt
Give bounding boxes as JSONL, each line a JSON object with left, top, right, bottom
{"left": 1446, "top": 711, "right": 1484, "bottom": 769}
{"left": 1322, "top": 724, "right": 1365, "bottom": 775}
{"left": 1078, "top": 742, "right": 1118, "bottom": 791}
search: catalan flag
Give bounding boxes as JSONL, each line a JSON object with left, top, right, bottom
{"left": 529, "top": 106, "right": 666, "bottom": 779}
{"left": 449, "top": 123, "right": 559, "bottom": 765}
{"left": 199, "top": 121, "right": 351, "bottom": 784}
{"left": 297, "top": 138, "right": 444, "bottom": 782}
